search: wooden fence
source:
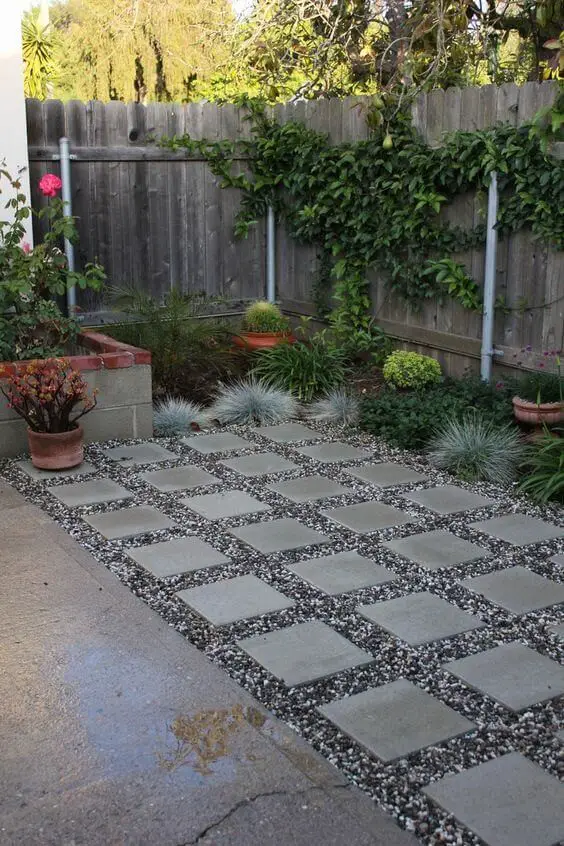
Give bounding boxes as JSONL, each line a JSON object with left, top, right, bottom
{"left": 26, "top": 82, "right": 563, "bottom": 375}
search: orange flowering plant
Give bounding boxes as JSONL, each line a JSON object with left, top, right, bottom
{"left": 1, "top": 358, "right": 97, "bottom": 433}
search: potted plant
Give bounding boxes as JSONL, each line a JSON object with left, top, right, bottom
{"left": 512, "top": 367, "right": 563, "bottom": 426}
{"left": 1, "top": 357, "right": 97, "bottom": 469}
{"left": 233, "top": 300, "right": 294, "bottom": 350}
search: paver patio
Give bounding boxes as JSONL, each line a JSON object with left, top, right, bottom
{"left": 4, "top": 425, "right": 564, "bottom": 846}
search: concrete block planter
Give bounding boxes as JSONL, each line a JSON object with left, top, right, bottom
{"left": 0, "top": 331, "right": 152, "bottom": 458}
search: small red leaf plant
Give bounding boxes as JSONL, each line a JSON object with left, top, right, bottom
{"left": 1, "top": 357, "right": 97, "bottom": 433}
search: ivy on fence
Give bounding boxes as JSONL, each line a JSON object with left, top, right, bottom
{"left": 161, "top": 93, "right": 564, "bottom": 334}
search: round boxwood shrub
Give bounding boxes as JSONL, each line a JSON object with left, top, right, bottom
{"left": 383, "top": 350, "right": 442, "bottom": 389}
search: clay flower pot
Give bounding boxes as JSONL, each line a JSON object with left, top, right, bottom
{"left": 27, "top": 425, "right": 84, "bottom": 470}
{"left": 233, "top": 331, "right": 295, "bottom": 351}
{"left": 512, "top": 396, "right": 564, "bottom": 427}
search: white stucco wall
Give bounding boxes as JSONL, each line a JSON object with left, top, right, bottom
{"left": 0, "top": 1, "right": 33, "bottom": 242}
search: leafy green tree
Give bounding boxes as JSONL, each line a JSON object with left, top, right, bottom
{"left": 49, "top": 0, "right": 234, "bottom": 102}
{"left": 22, "top": 7, "right": 58, "bottom": 99}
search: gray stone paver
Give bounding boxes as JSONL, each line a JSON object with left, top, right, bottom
{"left": 345, "top": 462, "right": 427, "bottom": 488}
{"left": 288, "top": 552, "right": 397, "bottom": 595}
{"left": 255, "top": 423, "right": 322, "bottom": 443}
{"left": 126, "top": 536, "right": 229, "bottom": 577}
{"left": 141, "top": 465, "right": 220, "bottom": 492}
{"left": 320, "top": 679, "right": 475, "bottom": 762}
{"left": 50, "top": 478, "right": 133, "bottom": 507}
{"left": 359, "top": 592, "right": 484, "bottom": 645}
{"left": 443, "top": 642, "right": 564, "bottom": 711}
{"left": 221, "top": 453, "right": 299, "bottom": 477}
{"left": 181, "top": 490, "right": 270, "bottom": 520}
{"left": 471, "top": 514, "right": 564, "bottom": 546}
{"left": 230, "top": 518, "right": 330, "bottom": 554}
{"left": 238, "top": 620, "right": 373, "bottom": 686}
{"left": 15, "top": 460, "right": 97, "bottom": 481}
{"left": 404, "top": 485, "right": 495, "bottom": 514}
{"left": 321, "top": 501, "right": 411, "bottom": 533}
{"left": 296, "top": 442, "right": 373, "bottom": 463}
{"left": 176, "top": 574, "right": 294, "bottom": 626}
{"left": 384, "top": 530, "right": 490, "bottom": 571}
{"left": 423, "top": 752, "right": 564, "bottom": 846}
{"left": 84, "top": 505, "right": 175, "bottom": 540}
{"left": 551, "top": 553, "right": 564, "bottom": 567}
{"left": 558, "top": 729, "right": 564, "bottom": 741}
{"left": 181, "top": 432, "right": 252, "bottom": 454}
{"left": 101, "top": 443, "right": 177, "bottom": 465}
{"left": 268, "top": 475, "right": 353, "bottom": 503}
{"left": 461, "top": 566, "right": 564, "bottom": 614}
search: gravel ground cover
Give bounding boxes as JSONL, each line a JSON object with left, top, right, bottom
{"left": 2, "top": 421, "right": 563, "bottom": 846}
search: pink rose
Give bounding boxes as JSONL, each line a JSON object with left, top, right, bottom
{"left": 21, "top": 241, "right": 31, "bottom": 254}
{"left": 39, "top": 173, "right": 62, "bottom": 198}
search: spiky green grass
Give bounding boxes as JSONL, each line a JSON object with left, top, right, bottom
{"left": 153, "top": 396, "right": 210, "bottom": 436}
{"left": 307, "top": 388, "right": 360, "bottom": 426}
{"left": 209, "top": 379, "right": 298, "bottom": 425}
{"left": 428, "top": 413, "right": 525, "bottom": 484}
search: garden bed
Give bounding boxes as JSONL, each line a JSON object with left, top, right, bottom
{"left": 0, "top": 331, "right": 152, "bottom": 457}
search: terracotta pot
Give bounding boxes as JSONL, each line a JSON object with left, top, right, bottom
{"left": 512, "top": 396, "right": 564, "bottom": 426}
{"left": 27, "top": 425, "right": 84, "bottom": 470}
{"left": 232, "top": 331, "right": 295, "bottom": 351}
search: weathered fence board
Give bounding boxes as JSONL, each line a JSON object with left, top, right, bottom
{"left": 24, "top": 81, "right": 562, "bottom": 374}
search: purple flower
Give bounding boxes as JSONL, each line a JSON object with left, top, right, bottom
{"left": 526, "top": 345, "right": 532, "bottom": 352}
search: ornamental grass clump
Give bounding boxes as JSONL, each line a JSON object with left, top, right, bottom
{"left": 251, "top": 332, "right": 348, "bottom": 402}
{"left": 428, "top": 413, "right": 525, "bottom": 485}
{"left": 0, "top": 357, "right": 97, "bottom": 433}
{"left": 242, "top": 300, "right": 290, "bottom": 334}
{"left": 209, "top": 378, "right": 297, "bottom": 425}
{"left": 307, "top": 388, "right": 360, "bottom": 426}
{"left": 383, "top": 350, "right": 442, "bottom": 389}
{"left": 153, "top": 396, "right": 210, "bottom": 436}
{"left": 518, "top": 429, "right": 564, "bottom": 503}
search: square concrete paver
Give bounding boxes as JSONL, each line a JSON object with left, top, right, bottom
{"left": 50, "top": 478, "right": 133, "bottom": 507}
{"left": 461, "top": 565, "right": 564, "bottom": 614}
{"left": 256, "top": 423, "right": 321, "bottom": 443}
{"left": 181, "top": 490, "right": 270, "bottom": 520}
{"left": 470, "top": 514, "right": 564, "bottom": 546}
{"left": 127, "top": 536, "right": 229, "bottom": 577}
{"left": 551, "top": 553, "right": 564, "bottom": 567}
{"left": 141, "top": 465, "right": 220, "bottom": 492}
{"left": 101, "top": 443, "right": 177, "bottom": 466}
{"left": 238, "top": 620, "right": 373, "bottom": 686}
{"left": 296, "top": 442, "right": 373, "bottom": 463}
{"left": 84, "top": 505, "right": 175, "bottom": 540}
{"left": 384, "top": 530, "right": 490, "bottom": 571}
{"left": 230, "top": 518, "right": 330, "bottom": 554}
{"left": 404, "top": 485, "right": 495, "bottom": 514}
{"left": 321, "top": 502, "right": 411, "bottom": 533}
{"left": 359, "top": 592, "right": 484, "bottom": 645}
{"left": 423, "top": 752, "right": 564, "bottom": 846}
{"left": 268, "top": 475, "right": 353, "bottom": 503}
{"left": 345, "top": 462, "right": 427, "bottom": 488}
{"left": 287, "top": 552, "right": 397, "bottom": 595}
{"left": 182, "top": 432, "right": 252, "bottom": 454}
{"left": 176, "top": 574, "right": 294, "bottom": 626}
{"left": 320, "top": 679, "right": 475, "bottom": 762}
{"left": 221, "top": 453, "right": 299, "bottom": 477}
{"left": 15, "top": 460, "right": 97, "bottom": 481}
{"left": 550, "top": 623, "right": 564, "bottom": 639}
{"left": 443, "top": 642, "right": 564, "bottom": 711}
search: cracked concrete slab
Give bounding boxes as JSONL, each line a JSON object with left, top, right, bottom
{"left": 0, "top": 480, "right": 416, "bottom": 846}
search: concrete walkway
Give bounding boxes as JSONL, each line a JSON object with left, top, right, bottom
{"left": 0, "top": 480, "right": 416, "bottom": 846}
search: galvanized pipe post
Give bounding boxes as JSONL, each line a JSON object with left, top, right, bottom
{"left": 59, "top": 136, "right": 76, "bottom": 316}
{"left": 480, "top": 171, "right": 498, "bottom": 382}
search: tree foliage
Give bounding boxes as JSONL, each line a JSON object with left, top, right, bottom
{"left": 22, "top": 8, "right": 58, "bottom": 99}
{"left": 49, "top": 0, "right": 234, "bottom": 102}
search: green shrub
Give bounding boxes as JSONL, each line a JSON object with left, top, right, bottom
{"left": 360, "top": 377, "right": 514, "bottom": 450}
{"left": 428, "top": 413, "right": 526, "bottom": 484}
{"left": 383, "top": 350, "right": 442, "bottom": 389}
{"left": 518, "top": 429, "right": 564, "bottom": 503}
{"left": 242, "top": 300, "right": 290, "bottom": 333}
{"left": 105, "top": 287, "right": 242, "bottom": 402}
{"left": 511, "top": 371, "right": 562, "bottom": 404}
{"left": 251, "top": 332, "right": 348, "bottom": 402}
{"left": 332, "top": 319, "right": 393, "bottom": 366}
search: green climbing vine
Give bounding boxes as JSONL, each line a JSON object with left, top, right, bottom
{"left": 160, "top": 92, "right": 564, "bottom": 334}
